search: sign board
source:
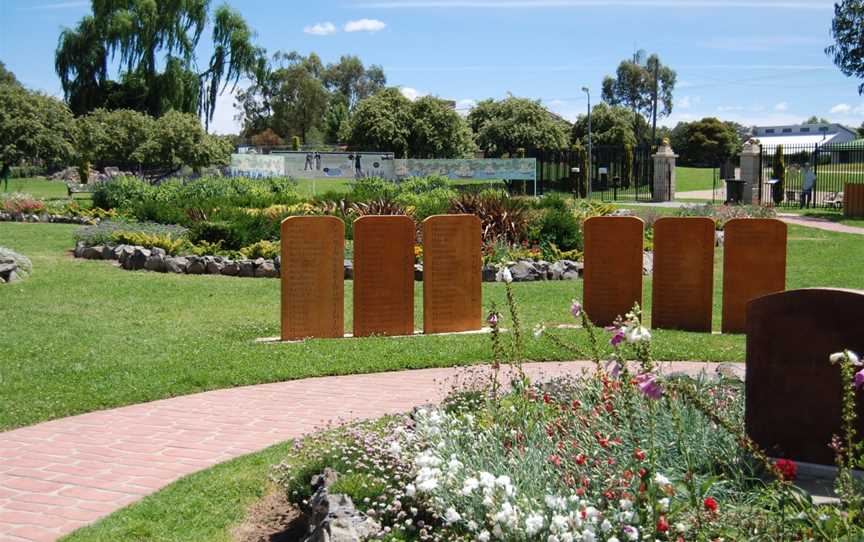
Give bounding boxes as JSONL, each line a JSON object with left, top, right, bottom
{"left": 393, "top": 158, "right": 536, "bottom": 181}
{"left": 278, "top": 152, "right": 394, "bottom": 179}
{"left": 229, "top": 154, "right": 286, "bottom": 178}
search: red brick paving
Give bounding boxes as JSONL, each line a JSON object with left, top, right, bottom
{"left": 778, "top": 214, "right": 864, "bottom": 235}
{"left": 0, "top": 361, "right": 741, "bottom": 541}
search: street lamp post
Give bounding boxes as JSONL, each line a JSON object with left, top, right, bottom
{"left": 582, "top": 86, "right": 592, "bottom": 199}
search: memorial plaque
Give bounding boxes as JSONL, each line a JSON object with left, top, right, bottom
{"left": 651, "top": 217, "right": 715, "bottom": 332}
{"left": 422, "top": 214, "right": 482, "bottom": 334}
{"left": 280, "top": 216, "right": 344, "bottom": 341}
{"left": 721, "top": 218, "right": 786, "bottom": 334}
{"left": 583, "top": 216, "right": 644, "bottom": 327}
{"left": 746, "top": 288, "right": 864, "bottom": 465}
{"left": 353, "top": 215, "right": 415, "bottom": 337}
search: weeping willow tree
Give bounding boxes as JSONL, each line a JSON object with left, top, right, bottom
{"left": 55, "top": 0, "right": 264, "bottom": 130}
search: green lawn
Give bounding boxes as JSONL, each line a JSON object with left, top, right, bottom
{"left": 777, "top": 206, "right": 864, "bottom": 229}
{"left": 1, "top": 177, "right": 93, "bottom": 201}
{"left": 3, "top": 222, "right": 864, "bottom": 433}
{"left": 676, "top": 167, "right": 719, "bottom": 193}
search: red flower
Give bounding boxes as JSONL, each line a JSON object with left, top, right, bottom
{"left": 575, "top": 453, "right": 587, "bottom": 465}
{"left": 543, "top": 393, "right": 552, "bottom": 404}
{"left": 657, "top": 515, "right": 669, "bottom": 533}
{"left": 548, "top": 454, "right": 562, "bottom": 467}
{"left": 775, "top": 458, "right": 797, "bottom": 481}
{"left": 634, "top": 448, "right": 646, "bottom": 461}
{"left": 703, "top": 497, "right": 718, "bottom": 512}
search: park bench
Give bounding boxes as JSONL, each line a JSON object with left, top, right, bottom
{"left": 66, "top": 183, "right": 96, "bottom": 197}
{"left": 824, "top": 191, "right": 844, "bottom": 209}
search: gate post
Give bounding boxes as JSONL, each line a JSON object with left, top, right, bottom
{"left": 652, "top": 139, "right": 677, "bottom": 202}
{"left": 739, "top": 140, "right": 761, "bottom": 205}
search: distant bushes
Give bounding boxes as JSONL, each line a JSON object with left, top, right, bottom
{"left": 675, "top": 203, "right": 776, "bottom": 230}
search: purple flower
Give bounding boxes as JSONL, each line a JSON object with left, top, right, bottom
{"left": 635, "top": 373, "right": 663, "bottom": 400}
{"left": 487, "top": 312, "right": 499, "bottom": 325}
{"left": 605, "top": 360, "right": 621, "bottom": 378}
{"left": 854, "top": 368, "right": 864, "bottom": 391}
{"left": 610, "top": 328, "right": 626, "bottom": 347}
{"left": 570, "top": 299, "right": 582, "bottom": 319}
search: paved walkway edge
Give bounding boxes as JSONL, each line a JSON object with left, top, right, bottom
{"left": 0, "top": 361, "right": 741, "bottom": 542}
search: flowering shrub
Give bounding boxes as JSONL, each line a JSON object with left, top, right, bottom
{"left": 1, "top": 192, "right": 45, "bottom": 214}
{"left": 675, "top": 204, "right": 776, "bottom": 230}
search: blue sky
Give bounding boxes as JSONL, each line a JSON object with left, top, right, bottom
{"left": 2, "top": 0, "right": 862, "bottom": 134}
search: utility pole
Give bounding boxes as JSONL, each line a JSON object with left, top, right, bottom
{"left": 582, "top": 86, "right": 592, "bottom": 200}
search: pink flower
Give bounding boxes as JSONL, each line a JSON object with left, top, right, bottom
{"left": 610, "top": 328, "right": 626, "bottom": 347}
{"left": 570, "top": 300, "right": 582, "bottom": 318}
{"left": 854, "top": 368, "right": 864, "bottom": 391}
{"left": 487, "top": 312, "right": 499, "bottom": 325}
{"left": 635, "top": 373, "right": 662, "bottom": 400}
{"left": 605, "top": 360, "right": 621, "bottom": 378}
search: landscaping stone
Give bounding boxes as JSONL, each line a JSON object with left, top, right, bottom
{"left": 81, "top": 245, "right": 104, "bottom": 260}
{"left": 127, "top": 247, "right": 151, "bottom": 270}
{"left": 482, "top": 263, "right": 497, "bottom": 282}
{"left": 344, "top": 259, "right": 353, "bottom": 280}
{"left": 715, "top": 231, "right": 725, "bottom": 247}
{"left": 145, "top": 254, "right": 165, "bottom": 272}
{"left": 509, "top": 260, "right": 543, "bottom": 282}
{"left": 0, "top": 247, "right": 32, "bottom": 284}
{"left": 116, "top": 245, "right": 135, "bottom": 266}
{"left": 164, "top": 256, "right": 188, "bottom": 274}
{"left": 74, "top": 241, "right": 86, "bottom": 258}
{"left": 187, "top": 257, "right": 206, "bottom": 275}
{"left": 238, "top": 260, "right": 255, "bottom": 277}
{"left": 205, "top": 259, "right": 223, "bottom": 275}
{"left": 414, "top": 263, "right": 423, "bottom": 281}
{"left": 255, "top": 260, "right": 278, "bottom": 278}
{"left": 221, "top": 261, "right": 240, "bottom": 276}
{"left": 151, "top": 247, "right": 167, "bottom": 258}
{"left": 101, "top": 245, "right": 116, "bottom": 260}
{"left": 643, "top": 251, "right": 654, "bottom": 276}
{"left": 302, "top": 469, "right": 381, "bottom": 542}
{"left": 549, "top": 259, "right": 582, "bottom": 280}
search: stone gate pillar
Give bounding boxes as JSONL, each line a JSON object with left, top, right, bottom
{"left": 652, "top": 141, "right": 677, "bottom": 202}
{"left": 740, "top": 140, "right": 761, "bottom": 205}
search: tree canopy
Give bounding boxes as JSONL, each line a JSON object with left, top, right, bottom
{"left": 55, "top": 0, "right": 263, "bottom": 127}
{"left": 408, "top": 96, "right": 475, "bottom": 158}
{"left": 827, "top": 0, "right": 864, "bottom": 94}
{"left": 571, "top": 102, "right": 648, "bottom": 148}
{"left": 0, "top": 85, "right": 76, "bottom": 174}
{"left": 340, "top": 88, "right": 414, "bottom": 156}
{"left": 0, "top": 61, "right": 21, "bottom": 88}
{"left": 601, "top": 53, "right": 676, "bottom": 142}
{"left": 669, "top": 117, "right": 741, "bottom": 166}
{"left": 804, "top": 116, "right": 832, "bottom": 124}
{"left": 468, "top": 96, "right": 570, "bottom": 157}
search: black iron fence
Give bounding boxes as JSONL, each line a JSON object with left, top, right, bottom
{"left": 759, "top": 142, "right": 864, "bottom": 208}
{"left": 534, "top": 145, "right": 656, "bottom": 201}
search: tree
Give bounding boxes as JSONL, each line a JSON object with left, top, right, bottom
{"left": 132, "top": 110, "right": 231, "bottom": 174}
{"left": 805, "top": 116, "right": 831, "bottom": 124}
{"left": 601, "top": 53, "right": 676, "bottom": 143}
{"left": 0, "top": 60, "right": 21, "bottom": 88}
{"left": 827, "top": 0, "right": 864, "bottom": 94}
{"left": 270, "top": 63, "right": 329, "bottom": 142}
{"left": 674, "top": 118, "right": 741, "bottom": 167}
{"left": 571, "top": 102, "right": 647, "bottom": 148}
{"left": 324, "top": 92, "right": 350, "bottom": 144}
{"left": 0, "top": 85, "right": 76, "bottom": 188}
{"left": 409, "top": 96, "right": 475, "bottom": 158}
{"left": 341, "top": 88, "right": 413, "bottom": 156}
{"left": 75, "top": 108, "right": 154, "bottom": 172}
{"left": 250, "top": 128, "right": 283, "bottom": 148}
{"left": 55, "top": 1, "right": 263, "bottom": 127}
{"left": 468, "top": 96, "right": 570, "bottom": 157}
{"left": 323, "top": 56, "right": 386, "bottom": 108}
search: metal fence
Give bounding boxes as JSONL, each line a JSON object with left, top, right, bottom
{"left": 534, "top": 145, "right": 656, "bottom": 201}
{"left": 759, "top": 142, "right": 863, "bottom": 209}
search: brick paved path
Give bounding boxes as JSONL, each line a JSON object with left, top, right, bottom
{"left": 0, "top": 361, "right": 740, "bottom": 541}
{"left": 778, "top": 214, "right": 864, "bottom": 235}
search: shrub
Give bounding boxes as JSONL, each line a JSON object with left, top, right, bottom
{"left": 74, "top": 220, "right": 188, "bottom": 246}
{"left": 187, "top": 221, "right": 242, "bottom": 249}
{"left": 110, "top": 232, "right": 186, "bottom": 255}
{"left": 351, "top": 177, "right": 397, "bottom": 202}
{"left": 92, "top": 176, "right": 153, "bottom": 211}
{"left": 675, "top": 204, "right": 776, "bottom": 230}
{"left": 239, "top": 240, "right": 280, "bottom": 260}
{"left": 449, "top": 191, "right": 530, "bottom": 244}
{"left": 395, "top": 187, "right": 455, "bottom": 222}
{"left": 533, "top": 207, "right": 582, "bottom": 251}
{"left": 397, "top": 174, "right": 450, "bottom": 194}
{"left": 534, "top": 191, "right": 571, "bottom": 211}
{"left": 1, "top": 192, "right": 45, "bottom": 214}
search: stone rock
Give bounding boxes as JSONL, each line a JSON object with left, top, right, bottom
{"left": 549, "top": 259, "right": 582, "bottom": 281}
{"left": 150, "top": 247, "right": 167, "bottom": 258}
{"left": 715, "top": 231, "right": 725, "bottom": 247}
{"left": 145, "top": 254, "right": 165, "bottom": 272}
{"left": 238, "top": 260, "right": 255, "bottom": 277}
{"left": 104, "top": 166, "right": 121, "bottom": 178}
{"left": 0, "top": 247, "right": 33, "bottom": 281}
{"left": 255, "top": 260, "right": 279, "bottom": 278}
{"left": 127, "top": 247, "right": 151, "bottom": 270}
{"left": 221, "top": 261, "right": 240, "bottom": 276}
{"left": 343, "top": 259, "right": 353, "bottom": 280}
{"left": 302, "top": 487, "right": 381, "bottom": 542}
{"left": 534, "top": 260, "right": 551, "bottom": 279}
{"left": 414, "top": 263, "right": 423, "bottom": 282}
{"left": 274, "top": 255, "right": 281, "bottom": 273}
{"left": 81, "top": 246, "right": 104, "bottom": 260}
{"left": 482, "top": 263, "right": 497, "bottom": 282}
{"left": 0, "top": 275, "right": 5, "bottom": 284}
{"left": 642, "top": 251, "right": 654, "bottom": 276}
{"left": 164, "top": 257, "right": 188, "bottom": 274}
{"left": 187, "top": 257, "right": 206, "bottom": 275}
{"left": 206, "top": 260, "right": 223, "bottom": 274}
{"left": 116, "top": 245, "right": 135, "bottom": 266}
{"left": 509, "top": 260, "right": 543, "bottom": 282}
{"left": 101, "top": 245, "right": 116, "bottom": 260}
{"left": 73, "top": 241, "right": 86, "bottom": 258}
{"left": 253, "top": 257, "right": 266, "bottom": 268}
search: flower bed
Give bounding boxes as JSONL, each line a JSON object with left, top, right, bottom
{"left": 266, "top": 295, "right": 864, "bottom": 542}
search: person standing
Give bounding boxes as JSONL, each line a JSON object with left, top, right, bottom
{"left": 800, "top": 163, "right": 816, "bottom": 208}
{"left": 304, "top": 153, "right": 313, "bottom": 171}
{"left": 354, "top": 153, "right": 363, "bottom": 178}
{"left": 315, "top": 152, "right": 322, "bottom": 170}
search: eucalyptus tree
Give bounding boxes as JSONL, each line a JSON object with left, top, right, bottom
{"left": 55, "top": 0, "right": 264, "bottom": 129}
{"left": 601, "top": 53, "right": 676, "bottom": 144}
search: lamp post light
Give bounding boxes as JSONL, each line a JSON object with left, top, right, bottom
{"left": 581, "top": 86, "right": 592, "bottom": 199}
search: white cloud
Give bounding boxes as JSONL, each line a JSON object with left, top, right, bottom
{"left": 17, "top": 1, "right": 88, "bottom": 10}
{"left": 303, "top": 22, "right": 337, "bottom": 36}
{"left": 400, "top": 87, "right": 427, "bottom": 101}
{"left": 344, "top": 18, "right": 387, "bottom": 32}
{"left": 677, "top": 95, "right": 700, "bottom": 109}
{"left": 775, "top": 102, "right": 788, "bottom": 112}
{"left": 830, "top": 103, "right": 852, "bottom": 114}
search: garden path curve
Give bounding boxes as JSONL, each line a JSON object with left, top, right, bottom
{"left": 0, "top": 360, "right": 742, "bottom": 542}
{"left": 777, "top": 214, "right": 864, "bottom": 235}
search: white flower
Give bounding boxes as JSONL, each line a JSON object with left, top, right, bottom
{"left": 479, "top": 471, "right": 496, "bottom": 488}
{"left": 548, "top": 536, "right": 560, "bottom": 542}
{"left": 388, "top": 441, "right": 402, "bottom": 456}
{"left": 404, "top": 483, "right": 416, "bottom": 497}
{"left": 584, "top": 506, "right": 600, "bottom": 521}
{"left": 582, "top": 529, "right": 596, "bottom": 542}
{"left": 445, "top": 507, "right": 462, "bottom": 524}
{"left": 462, "top": 477, "right": 480, "bottom": 495}
{"left": 551, "top": 514, "right": 569, "bottom": 532}
{"left": 658, "top": 497, "right": 669, "bottom": 512}
{"left": 417, "top": 477, "right": 438, "bottom": 492}
{"left": 561, "top": 534, "right": 574, "bottom": 542}
{"left": 477, "top": 530, "right": 491, "bottom": 542}
{"left": 600, "top": 519, "right": 613, "bottom": 532}
{"left": 525, "top": 513, "right": 545, "bottom": 535}
{"left": 496, "top": 267, "right": 513, "bottom": 283}
{"left": 534, "top": 323, "right": 547, "bottom": 338}
{"left": 467, "top": 520, "right": 478, "bottom": 531}
{"left": 623, "top": 525, "right": 639, "bottom": 541}
{"left": 608, "top": 538, "right": 620, "bottom": 542}
{"left": 619, "top": 499, "right": 632, "bottom": 511}
{"left": 830, "top": 350, "right": 861, "bottom": 366}
{"left": 447, "top": 457, "right": 463, "bottom": 473}
{"left": 546, "top": 495, "right": 566, "bottom": 510}
{"left": 653, "top": 473, "right": 671, "bottom": 486}
{"left": 626, "top": 326, "right": 652, "bottom": 343}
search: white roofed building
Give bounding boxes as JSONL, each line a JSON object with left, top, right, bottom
{"left": 753, "top": 123, "right": 858, "bottom": 151}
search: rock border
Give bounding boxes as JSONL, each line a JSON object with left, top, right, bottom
{"left": 0, "top": 247, "right": 32, "bottom": 284}
{"left": 1, "top": 211, "right": 97, "bottom": 225}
